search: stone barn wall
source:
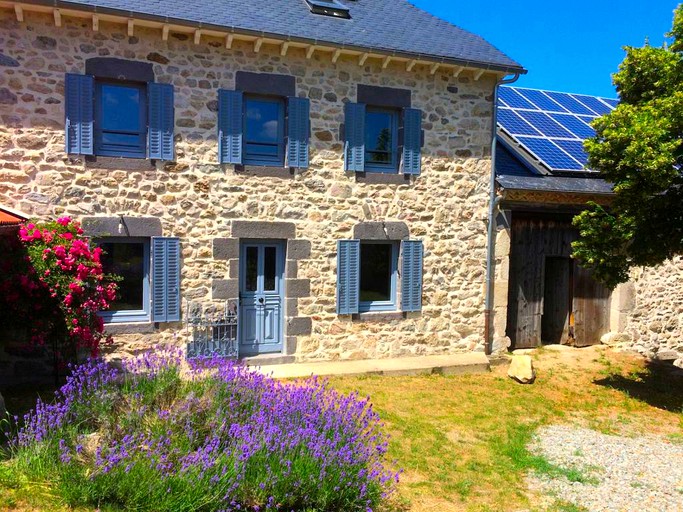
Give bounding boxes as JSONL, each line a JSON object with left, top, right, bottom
{"left": 609, "top": 258, "right": 683, "bottom": 361}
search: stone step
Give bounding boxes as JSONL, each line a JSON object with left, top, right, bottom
{"left": 242, "top": 354, "right": 296, "bottom": 367}
{"left": 249, "top": 352, "right": 490, "bottom": 379}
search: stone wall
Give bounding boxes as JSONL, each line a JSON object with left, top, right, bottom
{"left": 608, "top": 258, "right": 683, "bottom": 360}
{"left": 0, "top": 11, "right": 497, "bottom": 361}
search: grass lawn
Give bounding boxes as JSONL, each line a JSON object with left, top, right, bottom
{"left": 1, "top": 346, "right": 682, "bottom": 511}
{"left": 328, "top": 346, "right": 683, "bottom": 512}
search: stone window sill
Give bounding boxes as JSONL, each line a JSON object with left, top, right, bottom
{"left": 103, "top": 322, "right": 155, "bottom": 335}
{"left": 355, "top": 172, "right": 411, "bottom": 185}
{"left": 85, "top": 156, "right": 155, "bottom": 171}
{"left": 351, "top": 311, "right": 407, "bottom": 322}
{"left": 234, "top": 165, "right": 297, "bottom": 179}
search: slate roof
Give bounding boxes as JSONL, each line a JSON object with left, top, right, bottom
{"left": 26, "top": 0, "right": 524, "bottom": 73}
{"left": 496, "top": 174, "right": 614, "bottom": 195}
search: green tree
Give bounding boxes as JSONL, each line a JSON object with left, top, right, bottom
{"left": 572, "top": 4, "right": 683, "bottom": 288}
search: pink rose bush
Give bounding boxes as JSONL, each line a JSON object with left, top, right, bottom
{"left": 0, "top": 216, "right": 117, "bottom": 361}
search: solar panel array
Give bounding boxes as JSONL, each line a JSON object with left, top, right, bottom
{"left": 497, "top": 86, "right": 617, "bottom": 173}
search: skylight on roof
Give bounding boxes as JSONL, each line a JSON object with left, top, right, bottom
{"left": 305, "top": 0, "right": 351, "bottom": 19}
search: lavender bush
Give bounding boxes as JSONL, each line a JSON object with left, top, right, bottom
{"left": 5, "top": 348, "right": 400, "bottom": 511}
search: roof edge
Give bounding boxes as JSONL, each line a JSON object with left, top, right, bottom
{"left": 0, "top": 204, "right": 30, "bottom": 220}
{"left": 15, "top": 0, "right": 527, "bottom": 75}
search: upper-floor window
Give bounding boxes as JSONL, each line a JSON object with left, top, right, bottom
{"left": 344, "top": 95, "right": 422, "bottom": 175}
{"left": 95, "top": 81, "right": 147, "bottom": 158}
{"left": 65, "top": 64, "right": 174, "bottom": 161}
{"left": 243, "top": 96, "right": 286, "bottom": 166}
{"left": 364, "top": 108, "right": 399, "bottom": 172}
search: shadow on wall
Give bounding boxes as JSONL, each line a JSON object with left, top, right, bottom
{"left": 593, "top": 361, "right": 683, "bottom": 413}
{"left": 0, "top": 229, "right": 58, "bottom": 388}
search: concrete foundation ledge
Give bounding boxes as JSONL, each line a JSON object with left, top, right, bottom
{"left": 256, "top": 352, "right": 490, "bottom": 379}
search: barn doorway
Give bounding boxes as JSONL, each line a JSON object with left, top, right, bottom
{"left": 541, "top": 256, "right": 572, "bottom": 345}
{"left": 506, "top": 214, "right": 611, "bottom": 349}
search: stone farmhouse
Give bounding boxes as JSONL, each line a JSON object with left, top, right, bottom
{"left": 0, "top": 0, "right": 528, "bottom": 364}
{"left": 1, "top": 0, "right": 680, "bottom": 369}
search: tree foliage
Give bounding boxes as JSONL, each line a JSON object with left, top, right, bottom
{"left": 572, "top": 4, "right": 683, "bottom": 288}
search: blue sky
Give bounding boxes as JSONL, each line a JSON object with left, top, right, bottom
{"left": 412, "top": 0, "right": 680, "bottom": 98}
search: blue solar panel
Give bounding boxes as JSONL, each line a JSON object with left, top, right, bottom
{"left": 496, "top": 87, "right": 619, "bottom": 174}
{"left": 553, "top": 139, "right": 589, "bottom": 166}
{"left": 543, "top": 91, "right": 595, "bottom": 115}
{"left": 517, "top": 136, "right": 583, "bottom": 170}
{"left": 549, "top": 113, "right": 596, "bottom": 139}
{"left": 499, "top": 87, "right": 538, "bottom": 110}
{"left": 571, "top": 94, "right": 612, "bottom": 115}
{"left": 517, "top": 111, "right": 574, "bottom": 138}
{"left": 498, "top": 108, "right": 542, "bottom": 136}
{"left": 516, "top": 89, "right": 568, "bottom": 112}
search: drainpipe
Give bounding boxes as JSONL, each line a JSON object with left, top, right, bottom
{"left": 484, "top": 72, "right": 520, "bottom": 355}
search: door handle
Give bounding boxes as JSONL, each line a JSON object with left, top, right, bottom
{"left": 258, "top": 297, "right": 265, "bottom": 304}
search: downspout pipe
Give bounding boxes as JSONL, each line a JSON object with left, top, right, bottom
{"left": 484, "top": 73, "right": 520, "bottom": 355}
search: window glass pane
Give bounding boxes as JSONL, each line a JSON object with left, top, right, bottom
{"left": 100, "top": 84, "right": 142, "bottom": 133}
{"left": 245, "top": 99, "right": 280, "bottom": 144}
{"left": 245, "top": 246, "right": 258, "bottom": 292}
{"left": 365, "top": 111, "right": 393, "bottom": 163}
{"left": 263, "top": 246, "right": 277, "bottom": 291}
{"left": 101, "top": 132, "right": 142, "bottom": 148}
{"left": 245, "top": 143, "right": 279, "bottom": 157}
{"left": 359, "top": 244, "right": 393, "bottom": 302}
{"left": 100, "top": 242, "right": 145, "bottom": 311}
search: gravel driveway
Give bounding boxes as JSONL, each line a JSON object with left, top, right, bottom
{"left": 527, "top": 425, "right": 683, "bottom": 512}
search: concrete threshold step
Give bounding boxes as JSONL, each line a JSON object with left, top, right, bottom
{"left": 249, "top": 352, "right": 490, "bottom": 379}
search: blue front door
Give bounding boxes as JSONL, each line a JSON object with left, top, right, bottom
{"left": 239, "top": 242, "right": 284, "bottom": 355}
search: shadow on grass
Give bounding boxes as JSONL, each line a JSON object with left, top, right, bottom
{"left": 593, "top": 361, "right": 683, "bottom": 413}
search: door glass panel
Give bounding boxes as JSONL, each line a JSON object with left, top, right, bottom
{"left": 263, "top": 246, "right": 277, "bottom": 291}
{"left": 245, "top": 246, "right": 258, "bottom": 292}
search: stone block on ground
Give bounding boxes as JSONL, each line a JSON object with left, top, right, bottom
{"left": 654, "top": 350, "right": 679, "bottom": 361}
{"left": 600, "top": 331, "right": 633, "bottom": 346}
{"left": 491, "top": 336, "right": 511, "bottom": 355}
{"left": 508, "top": 354, "right": 536, "bottom": 384}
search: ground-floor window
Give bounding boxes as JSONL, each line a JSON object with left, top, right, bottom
{"left": 337, "top": 238, "right": 423, "bottom": 315}
{"left": 359, "top": 242, "right": 398, "bottom": 312}
{"left": 98, "top": 238, "right": 150, "bottom": 323}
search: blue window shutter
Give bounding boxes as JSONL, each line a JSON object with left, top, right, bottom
{"left": 148, "top": 82, "right": 175, "bottom": 161}
{"left": 65, "top": 73, "right": 94, "bottom": 155}
{"left": 402, "top": 108, "right": 422, "bottom": 175}
{"left": 344, "top": 102, "right": 365, "bottom": 172}
{"left": 286, "top": 97, "right": 310, "bottom": 169}
{"left": 152, "top": 237, "right": 181, "bottom": 322}
{"left": 218, "top": 89, "right": 243, "bottom": 164}
{"left": 337, "top": 240, "right": 360, "bottom": 315}
{"left": 401, "top": 240, "right": 424, "bottom": 312}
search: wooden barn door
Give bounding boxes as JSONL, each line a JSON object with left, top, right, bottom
{"left": 507, "top": 217, "right": 545, "bottom": 348}
{"left": 571, "top": 263, "right": 611, "bottom": 347}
